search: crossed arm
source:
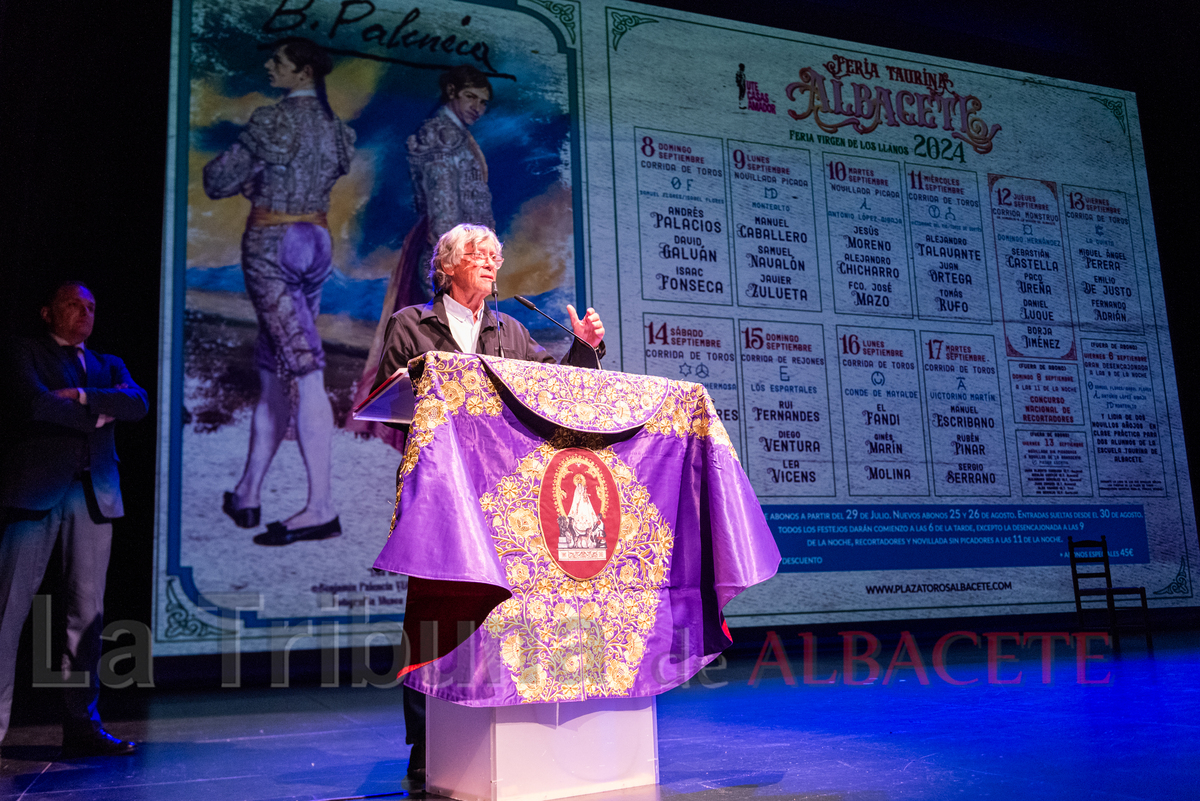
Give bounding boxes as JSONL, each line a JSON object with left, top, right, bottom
{"left": 17, "top": 344, "right": 148, "bottom": 432}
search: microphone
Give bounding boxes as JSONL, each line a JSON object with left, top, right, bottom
{"left": 492, "top": 281, "right": 504, "bottom": 359}
{"left": 514, "top": 295, "right": 600, "bottom": 368}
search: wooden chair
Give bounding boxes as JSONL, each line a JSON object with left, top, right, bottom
{"left": 1067, "top": 535, "right": 1152, "bottom": 655}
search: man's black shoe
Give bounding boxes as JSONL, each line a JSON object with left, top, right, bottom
{"left": 222, "top": 491, "right": 261, "bottom": 528}
{"left": 253, "top": 517, "right": 341, "bottom": 546}
{"left": 61, "top": 728, "right": 137, "bottom": 758}
{"left": 407, "top": 740, "right": 426, "bottom": 782}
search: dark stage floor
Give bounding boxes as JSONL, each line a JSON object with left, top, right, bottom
{"left": 2, "top": 629, "right": 1197, "bottom": 800}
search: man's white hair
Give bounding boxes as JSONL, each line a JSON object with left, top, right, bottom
{"left": 429, "top": 223, "right": 501, "bottom": 292}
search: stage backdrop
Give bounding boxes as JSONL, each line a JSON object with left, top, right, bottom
{"left": 154, "top": 0, "right": 1198, "bottom": 655}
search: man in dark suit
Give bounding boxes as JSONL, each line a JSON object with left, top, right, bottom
{"left": 0, "top": 282, "right": 148, "bottom": 757}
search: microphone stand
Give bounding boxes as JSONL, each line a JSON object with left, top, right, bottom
{"left": 492, "top": 282, "right": 505, "bottom": 359}
{"left": 513, "top": 295, "right": 601, "bottom": 369}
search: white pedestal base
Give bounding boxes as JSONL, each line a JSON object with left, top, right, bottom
{"left": 426, "top": 695, "right": 659, "bottom": 801}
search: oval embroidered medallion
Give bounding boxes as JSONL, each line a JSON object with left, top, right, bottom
{"left": 537, "top": 448, "right": 620, "bottom": 580}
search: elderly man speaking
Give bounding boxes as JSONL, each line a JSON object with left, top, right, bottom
{"left": 367, "top": 222, "right": 606, "bottom": 784}
{"left": 370, "top": 223, "right": 605, "bottom": 386}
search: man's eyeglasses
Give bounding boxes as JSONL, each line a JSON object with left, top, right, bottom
{"left": 463, "top": 250, "right": 504, "bottom": 267}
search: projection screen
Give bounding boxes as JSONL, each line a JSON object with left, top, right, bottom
{"left": 153, "top": 0, "right": 1197, "bottom": 655}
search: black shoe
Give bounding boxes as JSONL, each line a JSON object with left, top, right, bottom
{"left": 407, "top": 740, "right": 426, "bottom": 782}
{"left": 253, "top": 517, "right": 342, "bottom": 546}
{"left": 223, "top": 491, "right": 261, "bottom": 528}
{"left": 61, "top": 728, "right": 137, "bottom": 758}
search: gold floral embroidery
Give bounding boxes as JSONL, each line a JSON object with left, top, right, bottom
{"left": 480, "top": 356, "right": 671, "bottom": 433}
{"left": 507, "top": 508, "right": 538, "bottom": 540}
{"left": 385, "top": 354, "right": 738, "bottom": 688}
{"left": 406, "top": 355, "right": 735, "bottom": 480}
{"left": 642, "top": 381, "right": 738, "bottom": 461}
{"left": 388, "top": 354, "right": 505, "bottom": 536}
{"left": 479, "top": 445, "right": 674, "bottom": 703}
{"left": 441, "top": 381, "right": 466, "bottom": 412}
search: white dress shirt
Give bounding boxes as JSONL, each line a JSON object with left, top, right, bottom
{"left": 443, "top": 293, "right": 485, "bottom": 354}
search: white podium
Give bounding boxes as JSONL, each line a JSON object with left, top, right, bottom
{"left": 426, "top": 695, "right": 659, "bottom": 801}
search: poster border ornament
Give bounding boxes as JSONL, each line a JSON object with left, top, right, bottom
{"left": 163, "top": 577, "right": 225, "bottom": 640}
{"left": 526, "top": 0, "right": 578, "bottom": 44}
{"left": 608, "top": 9, "right": 658, "bottom": 51}
{"left": 1089, "top": 96, "right": 1127, "bottom": 134}
{"left": 1153, "top": 553, "right": 1191, "bottom": 597}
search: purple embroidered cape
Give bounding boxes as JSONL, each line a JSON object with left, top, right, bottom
{"left": 374, "top": 353, "right": 780, "bottom": 705}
